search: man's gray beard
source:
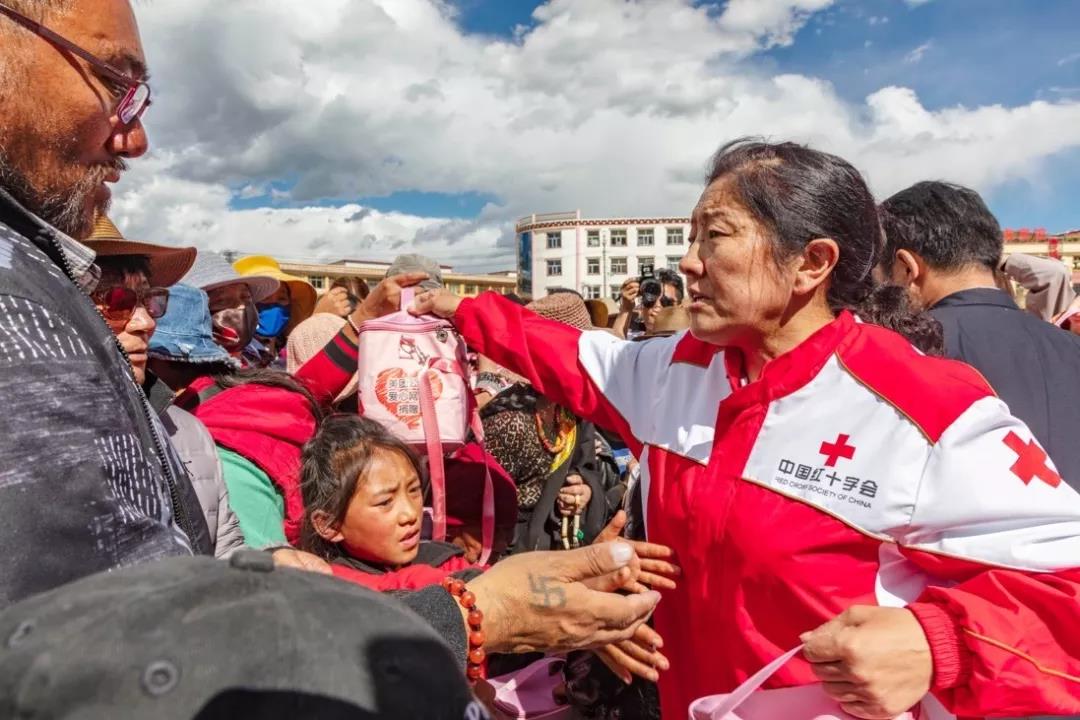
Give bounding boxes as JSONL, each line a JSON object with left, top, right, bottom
{"left": 0, "top": 153, "right": 122, "bottom": 239}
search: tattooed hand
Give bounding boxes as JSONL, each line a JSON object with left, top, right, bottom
{"left": 462, "top": 543, "right": 661, "bottom": 655}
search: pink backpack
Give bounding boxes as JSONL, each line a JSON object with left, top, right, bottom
{"left": 356, "top": 288, "right": 494, "bottom": 563}
{"left": 689, "top": 645, "right": 923, "bottom": 720}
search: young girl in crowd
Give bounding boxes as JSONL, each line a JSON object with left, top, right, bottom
{"left": 299, "top": 414, "right": 479, "bottom": 590}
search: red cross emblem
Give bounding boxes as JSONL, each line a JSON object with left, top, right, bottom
{"left": 1003, "top": 431, "right": 1061, "bottom": 488}
{"left": 819, "top": 433, "right": 856, "bottom": 467}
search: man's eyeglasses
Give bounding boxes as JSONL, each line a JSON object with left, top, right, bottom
{"left": 92, "top": 286, "right": 170, "bottom": 325}
{"left": 643, "top": 295, "right": 677, "bottom": 309}
{"left": 0, "top": 2, "right": 151, "bottom": 125}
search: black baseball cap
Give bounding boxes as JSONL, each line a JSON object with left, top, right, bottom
{"left": 0, "top": 553, "right": 487, "bottom": 719}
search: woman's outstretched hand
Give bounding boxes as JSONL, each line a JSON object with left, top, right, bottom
{"left": 410, "top": 288, "right": 464, "bottom": 319}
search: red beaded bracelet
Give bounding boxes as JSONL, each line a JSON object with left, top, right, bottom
{"left": 443, "top": 576, "right": 487, "bottom": 683}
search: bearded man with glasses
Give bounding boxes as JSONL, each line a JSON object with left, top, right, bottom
{"left": 0, "top": 0, "right": 213, "bottom": 606}
{"left": 0, "top": 4, "right": 670, "bottom": 694}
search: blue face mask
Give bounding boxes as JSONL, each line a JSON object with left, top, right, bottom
{"left": 255, "top": 304, "right": 291, "bottom": 338}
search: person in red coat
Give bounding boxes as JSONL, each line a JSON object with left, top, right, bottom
{"left": 413, "top": 139, "right": 1080, "bottom": 719}
{"left": 299, "top": 414, "right": 482, "bottom": 591}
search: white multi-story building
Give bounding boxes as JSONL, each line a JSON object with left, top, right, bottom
{"left": 515, "top": 211, "right": 692, "bottom": 299}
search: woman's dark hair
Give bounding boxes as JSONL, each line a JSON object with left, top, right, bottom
{"left": 298, "top": 414, "right": 424, "bottom": 560}
{"left": 330, "top": 276, "right": 370, "bottom": 302}
{"left": 705, "top": 138, "right": 941, "bottom": 351}
{"left": 96, "top": 255, "right": 153, "bottom": 285}
{"left": 858, "top": 285, "right": 944, "bottom": 355}
{"left": 478, "top": 382, "right": 540, "bottom": 420}
{"left": 211, "top": 368, "right": 326, "bottom": 424}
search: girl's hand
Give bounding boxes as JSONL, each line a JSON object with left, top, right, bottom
{"left": 348, "top": 272, "right": 430, "bottom": 329}
{"left": 314, "top": 286, "right": 354, "bottom": 318}
{"left": 410, "top": 288, "right": 463, "bottom": 319}
{"left": 594, "top": 510, "right": 679, "bottom": 592}
{"left": 595, "top": 622, "right": 669, "bottom": 684}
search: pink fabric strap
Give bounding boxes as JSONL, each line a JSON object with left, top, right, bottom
{"left": 468, "top": 400, "right": 495, "bottom": 566}
{"left": 689, "top": 646, "right": 802, "bottom": 719}
{"left": 418, "top": 369, "right": 447, "bottom": 541}
{"left": 400, "top": 287, "right": 415, "bottom": 310}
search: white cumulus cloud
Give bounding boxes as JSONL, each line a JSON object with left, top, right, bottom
{"left": 109, "top": 0, "right": 1080, "bottom": 274}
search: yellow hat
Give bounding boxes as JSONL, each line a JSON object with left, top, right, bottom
{"left": 233, "top": 255, "right": 317, "bottom": 336}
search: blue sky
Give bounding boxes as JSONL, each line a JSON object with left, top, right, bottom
{"left": 446, "top": 0, "right": 1080, "bottom": 232}
{"left": 118, "top": 1, "right": 1080, "bottom": 270}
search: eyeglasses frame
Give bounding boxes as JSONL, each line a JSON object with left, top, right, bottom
{"left": 0, "top": 2, "right": 151, "bottom": 125}
{"left": 93, "top": 285, "right": 171, "bottom": 325}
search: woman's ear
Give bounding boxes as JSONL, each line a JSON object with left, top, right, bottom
{"left": 792, "top": 237, "right": 840, "bottom": 297}
{"left": 311, "top": 510, "right": 344, "bottom": 544}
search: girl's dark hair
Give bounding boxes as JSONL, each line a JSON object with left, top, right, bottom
{"left": 211, "top": 368, "right": 326, "bottom": 423}
{"left": 705, "top": 138, "right": 942, "bottom": 353}
{"left": 298, "top": 414, "right": 424, "bottom": 560}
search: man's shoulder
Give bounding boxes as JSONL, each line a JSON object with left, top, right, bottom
{"left": 0, "top": 220, "right": 74, "bottom": 298}
{"left": 935, "top": 290, "right": 1080, "bottom": 354}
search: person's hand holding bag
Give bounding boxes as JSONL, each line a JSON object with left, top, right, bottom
{"left": 801, "top": 605, "right": 932, "bottom": 719}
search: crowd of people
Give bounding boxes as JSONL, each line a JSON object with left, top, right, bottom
{"left": 1, "top": 1, "right": 1079, "bottom": 719}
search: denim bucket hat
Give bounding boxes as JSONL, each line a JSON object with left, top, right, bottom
{"left": 148, "top": 284, "right": 240, "bottom": 367}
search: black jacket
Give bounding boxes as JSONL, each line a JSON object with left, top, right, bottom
{"left": 931, "top": 288, "right": 1080, "bottom": 490}
{"left": 514, "top": 420, "right": 608, "bottom": 554}
{"left": 0, "top": 190, "right": 209, "bottom": 607}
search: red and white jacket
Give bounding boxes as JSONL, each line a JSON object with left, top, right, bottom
{"left": 454, "top": 292, "right": 1080, "bottom": 720}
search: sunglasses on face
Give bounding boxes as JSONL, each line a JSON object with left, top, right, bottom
{"left": 92, "top": 286, "right": 169, "bottom": 325}
{"left": 0, "top": 3, "right": 152, "bottom": 126}
{"left": 643, "top": 296, "right": 677, "bottom": 309}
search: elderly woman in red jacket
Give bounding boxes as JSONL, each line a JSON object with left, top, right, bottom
{"left": 412, "top": 139, "right": 1080, "bottom": 719}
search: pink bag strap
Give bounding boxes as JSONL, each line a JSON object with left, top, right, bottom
{"left": 418, "top": 370, "right": 447, "bottom": 542}
{"left": 688, "top": 645, "right": 802, "bottom": 720}
{"left": 417, "top": 354, "right": 494, "bottom": 563}
{"left": 467, "top": 398, "right": 495, "bottom": 566}
{"left": 400, "top": 287, "right": 416, "bottom": 311}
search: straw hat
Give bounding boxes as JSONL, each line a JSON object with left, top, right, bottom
{"left": 233, "top": 255, "right": 317, "bottom": 335}
{"left": 287, "top": 313, "right": 357, "bottom": 402}
{"left": 526, "top": 292, "right": 593, "bottom": 331}
{"left": 85, "top": 214, "right": 196, "bottom": 287}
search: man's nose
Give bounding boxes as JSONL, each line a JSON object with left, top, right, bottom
{"left": 108, "top": 117, "right": 149, "bottom": 159}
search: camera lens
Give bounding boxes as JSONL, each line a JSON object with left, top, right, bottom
{"left": 640, "top": 279, "right": 662, "bottom": 307}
